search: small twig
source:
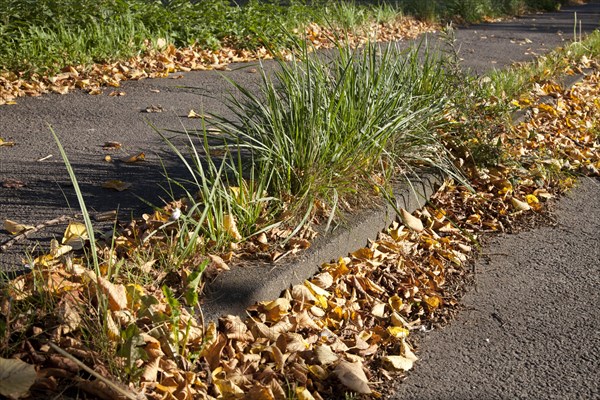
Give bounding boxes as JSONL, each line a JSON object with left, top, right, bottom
{"left": 47, "top": 341, "right": 143, "bottom": 400}
{"left": 37, "top": 154, "right": 53, "bottom": 161}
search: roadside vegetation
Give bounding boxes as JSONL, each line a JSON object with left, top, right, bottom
{"left": 1, "top": 1, "right": 599, "bottom": 399}
{"left": 0, "top": 0, "right": 574, "bottom": 74}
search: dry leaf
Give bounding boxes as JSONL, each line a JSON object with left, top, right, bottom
{"left": 0, "top": 138, "right": 16, "bottom": 147}
{"left": 295, "top": 387, "right": 316, "bottom": 400}
{"left": 102, "top": 141, "right": 122, "bottom": 150}
{"left": 62, "top": 222, "right": 88, "bottom": 250}
{"left": 102, "top": 180, "right": 131, "bottom": 191}
{"left": 382, "top": 355, "right": 414, "bottom": 371}
{"left": 511, "top": 197, "right": 531, "bottom": 211}
{"left": 314, "top": 345, "right": 338, "bottom": 365}
{"left": 223, "top": 214, "right": 242, "bottom": 241}
{"left": 399, "top": 208, "right": 424, "bottom": 232}
{"left": 97, "top": 277, "right": 128, "bottom": 312}
{"left": 0, "top": 357, "right": 37, "bottom": 398}
{"left": 3, "top": 219, "right": 34, "bottom": 235}
{"left": 187, "top": 109, "right": 203, "bottom": 118}
{"left": 334, "top": 360, "right": 371, "bottom": 394}
{"left": 121, "top": 152, "right": 145, "bottom": 163}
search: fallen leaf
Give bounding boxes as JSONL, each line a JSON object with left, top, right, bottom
{"left": 3, "top": 219, "right": 34, "bottom": 235}
{"left": 0, "top": 357, "right": 37, "bottom": 398}
{"left": 145, "top": 104, "right": 163, "bottom": 113}
{"left": 223, "top": 214, "right": 242, "bottom": 241}
{"left": 0, "top": 138, "right": 16, "bottom": 146}
{"left": 334, "top": 360, "right": 371, "bottom": 394}
{"left": 102, "top": 141, "right": 122, "bottom": 150}
{"left": 511, "top": 197, "right": 531, "bottom": 211}
{"left": 295, "top": 387, "right": 316, "bottom": 400}
{"left": 314, "top": 344, "right": 338, "bottom": 365}
{"left": 2, "top": 179, "right": 25, "bottom": 188}
{"left": 102, "top": 180, "right": 131, "bottom": 191}
{"left": 399, "top": 208, "right": 424, "bottom": 232}
{"left": 187, "top": 109, "right": 203, "bottom": 118}
{"left": 120, "top": 152, "right": 145, "bottom": 163}
{"left": 62, "top": 222, "right": 88, "bottom": 249}
{"left": 381, "top": 355, "right": 414, "bottom": 371}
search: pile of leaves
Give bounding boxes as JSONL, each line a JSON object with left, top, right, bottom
{"left": 0, "top": 18, "right": 435, "bottom": 106}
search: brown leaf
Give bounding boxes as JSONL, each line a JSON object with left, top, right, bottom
{"left": 223, "top": 214, "right": 242, "bottom": 241}
{"left": 0, "top": 357, "right": 37, "bottom": 399}
{"left": 314, "top": 344, "right": 338, "bottom": 365}
{"left": 120, "top": 152, "right": 145, "bottom": 163}
{"left": 96, "top": 277, "right": 128, "bottom": 312}
{"left": 382, "top": 355, "right": 414, "bottom": 371}
{"left": 102, "top": 180, "right": 131, "bottom": 191}
{"left": 102, "top": 141, "right": 122, "bottom": 150}
{"left": 2, "top": 179, "right": 25, "bottom": 188}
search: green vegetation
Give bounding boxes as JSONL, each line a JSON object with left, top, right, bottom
{"left": 0, "top": 0, "right": 572, "bottom": 76}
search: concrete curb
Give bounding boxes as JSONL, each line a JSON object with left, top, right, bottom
{"left": 200, "top": 69, "right": 593, "bottom": 323}
{"left": 200, "top": 170, "right": 446, "bottom": 322}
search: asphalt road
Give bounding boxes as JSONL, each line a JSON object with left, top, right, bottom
{"left": 1, "top": 1, "right": 599, "bottom": 268}
{"left": 0, "top": 1, "right": 598, "bottom": 398}
{"left": 391, "top": 178, "right": 600, "bottom": 400}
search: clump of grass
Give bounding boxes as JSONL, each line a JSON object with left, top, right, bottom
{"left": 154, "top": 121, "right": 279, "bottom": 262}
{"left": 205, "top": 38, "right": 458, "bottom": 227}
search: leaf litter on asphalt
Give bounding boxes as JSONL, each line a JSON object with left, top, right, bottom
{"left": 0, "top": 18, "right": 435, "bottom": 106}
{"left": 1, "top": 62, "right": 600, "bottom": 400}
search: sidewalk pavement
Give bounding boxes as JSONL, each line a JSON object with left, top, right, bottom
{"left": 1, "top": 1, "right": 599, "bottom": 269}
{"left": 0, "top": 3, "right": 599, "bottom": 397}
{"left": 391, "top": 177, "right": 600, "bottom": 400}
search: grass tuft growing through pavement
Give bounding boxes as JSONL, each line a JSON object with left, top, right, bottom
{"left": 204, "top": 38, "right": 459, "bottom": 229}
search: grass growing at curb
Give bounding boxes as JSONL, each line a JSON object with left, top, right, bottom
{"left": 201, "top": 38, "right": 460, "bottom": 229}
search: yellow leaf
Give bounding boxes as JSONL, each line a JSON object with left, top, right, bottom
{"left": 0, "top": 357, "right": 37, "bottom": 398}
{"left": 0, "top": 138, "right": 16, "bottom": 147}
{"left": 62, "top": 222, "right": 88, "bottom": 249}
{"left": 125, "top": 284, "right": 145, "bottom": 309}
{"left": 424, "top": 295, "right": 441, "bottom": 309}
{"left": 382, "top": 355, "right": 415, "bottom": 371}
{"left": 525, "top": 194, "right": 539, "bottom": 205}
{"left": 3, "top": 219, "right": 34, "bottom": 235}
{"left": 387, "top": 326, "right": 409, "bottom": 339}
{"left": 120, "top": 152, "right": 145, "bottom": 163}
{"left": 105, "top": 312, "right": 121, "bottom": 341}
{"left": 102, "top": 180, "right": 131, "bottom": 191}
{"left": 388, "top": 294, "right": 403, "bottom": 312}
{"left": 296, "top": 387, "right": 316, "bottom": 400}
{"left": 223, "top": 214, "right": 242, "bottom": 241}
{"left": 399, "top": 208, "right": 424, "bottom": 232}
